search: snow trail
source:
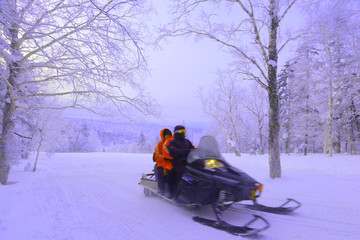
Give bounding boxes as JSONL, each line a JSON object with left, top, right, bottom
{"left": 0, "top": 152, "right": 359, "bottom": 240}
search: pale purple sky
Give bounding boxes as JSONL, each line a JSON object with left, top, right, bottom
{"left": 144, "top": 2, "right": 237, "bottom": 128}
{"left": 144, "top": 37, "right": 232, "bottom": 127}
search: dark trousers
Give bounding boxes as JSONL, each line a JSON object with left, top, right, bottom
{"left": 157, "top": 167, "right": 175, "bottom": 196}
{"left": 171, "top": 165, "right": 186, "bottom": 198}
{"left": 156, "top": 166, "right": 165, "bottom": 192}
{"left": 166, "top": 169, "right": 175, "bottom": 196}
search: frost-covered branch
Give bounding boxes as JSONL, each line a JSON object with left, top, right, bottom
{"left": 0, "top": 0, "right": 156, "bottom": 183}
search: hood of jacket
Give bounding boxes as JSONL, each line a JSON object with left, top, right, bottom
{"left": 160, "top": 128, "right": 172, "bottom": 141}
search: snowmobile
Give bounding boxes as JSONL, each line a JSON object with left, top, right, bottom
{"left": 139, "top": 136, "right": 301, "bottom": 237}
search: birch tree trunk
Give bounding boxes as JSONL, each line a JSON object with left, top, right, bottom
{"left": 0, "top": 87, "right": 16, "bottom": 185}
{"left": 323, "top": 79, "right": 334, "bottom": 156}
{"left": 268, "top": 0, "right": 281, "bottom": 178}
{"left": 304, "top": 93, "right": 310, "bottom": 156}
{"left": 286, "top": 121, "right": 291, "bottom": 155}
{"left": 32, "top": 128, "right": 43, "bottom": 172}
{"left": 258, "top": 117, "right": 265, "bottom": 155}
{"left": 328, "top": 83, "right": 334, "bottom": 157}
{"left": 1, "top": 1, "right": 19, "bottom": 184}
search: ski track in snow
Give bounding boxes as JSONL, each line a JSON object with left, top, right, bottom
{"left": 0, "top": 152, "right": 359, "bottom": 240}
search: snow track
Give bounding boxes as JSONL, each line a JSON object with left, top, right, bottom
{"left": 1, "top": 152, "right": 359, "bottom": 240}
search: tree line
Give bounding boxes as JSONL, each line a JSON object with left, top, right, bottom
{"left": 278, "top": 3, "right": 360, "bottom": 156}
{"left": 194, "top": 1, "right": 360, "bottom": 159}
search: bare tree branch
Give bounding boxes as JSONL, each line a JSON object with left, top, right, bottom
{"left": 235, "top": 0, "right": 269, "bottom": 62}
{"left": 280, "top": 0, "right": 297, "bottom": 23}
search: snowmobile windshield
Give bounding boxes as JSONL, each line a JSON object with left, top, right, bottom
{"left": 187, "top": 136, "right": 224, "bottom": 164}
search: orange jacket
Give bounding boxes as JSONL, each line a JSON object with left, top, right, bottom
{"left": 162, "top": 135, "right": 175, "bottom": 160}
{"left": 154, "top": 129, "right": 173, "bottom": 172}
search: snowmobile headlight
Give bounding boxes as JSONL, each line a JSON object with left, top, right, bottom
{"left": 204, "top": 159, "right": 224, "bottom": 169}
{"left": 251, "top": 183, "right": 263, "bottom": 200}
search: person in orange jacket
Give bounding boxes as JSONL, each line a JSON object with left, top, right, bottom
{"left": 162, "top": 134, "right": 175, "bottom": 161}
{"left": 154, "top": 128, "right": 173, "bottom": 195}
{"left": 161, "top": 133, "right": 175, "bottom": 197}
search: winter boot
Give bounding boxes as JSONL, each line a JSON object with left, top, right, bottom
{"left": 163, "top": 183, "right": 173, "bottom": 199}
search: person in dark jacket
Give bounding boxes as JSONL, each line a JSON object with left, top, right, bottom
{"left": 168, "top": 125, "right": 194, "bottom": 198}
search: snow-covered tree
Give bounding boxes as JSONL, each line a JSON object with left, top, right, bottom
{"left": 164, "top": 0, "right": 299, "bottom": 178}
{"left": 290, "top": 43, "right": 323, "bottom": 155}
{"left": 0, "top": 0, "right": 155, "bottom": 184}
{"left": 67, "top": 123, "right": 94, "bottom": 152}
{"left": 199, "top": 75, "right": 244, "bottom": 156}
{"left": 305, "top": 1, "right": 360, "bottom": 156}
{"left": 333, "top": 14, "right": 360, "bottom": 155}
{"left": 277, "top": 0, "right": 360, "bottom": 155}
{"left": 239, "top": 83, "right": 268, "bottom": 155}
{"left": 137, "top": 131, "right": 146, "bottom": 153}
{"left": 200, "top": 76, "right": 268, "bottom": 156}
{"left": 278, "top": 61, "right": 293, "bottom": 154}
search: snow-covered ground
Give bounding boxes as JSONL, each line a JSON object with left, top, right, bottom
{"left": 1, "top": 152, "right": 359, "bottom": 240}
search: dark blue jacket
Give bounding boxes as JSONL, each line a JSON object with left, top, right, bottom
{"left": 169, "top": 134, "right": 194, "bottom": 168}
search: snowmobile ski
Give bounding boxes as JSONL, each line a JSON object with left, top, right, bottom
{"left": 193, "top": 214, "right": 270, "bottom": 237}
{"left": 236, "top": 198, "right": 301, "bottom": 215}
{"left": 193, "top": 202, "right": 270, "bottom": 237}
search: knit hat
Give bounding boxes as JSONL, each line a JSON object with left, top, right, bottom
{"left": 174, "top": 125, "right": 185, "bottom": 133}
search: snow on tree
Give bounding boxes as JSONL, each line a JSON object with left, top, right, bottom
{"left": 238, "top": 83, "right": 268, "bottom": 155}
{"left": 137, "top": 131, "right": 146, "bottom": 153}
{"left": 304, "top": 0, "right": 360, "bottom": 156}
{"left": 277, "top": 0, "right": 360, "bottom": 155}
{"left": 0, "top": 0, "right": 156, "bottom": 184}
{"left": 288, "top": 42, "right": 324, "bottom": 155}
{"left": 163, "top": 0, "right": 299, "bottom": 178}
{"left": 66, "top": 122, "right": 101, "bottom": 153}
{"left": 200, "top": 74, "right": 268, "bottom": 156}
{"left": 278, "top": 60, "right": 293, "bottom": 154}
{"left": 199, "top": 74, "right": 244, "bottom": 156}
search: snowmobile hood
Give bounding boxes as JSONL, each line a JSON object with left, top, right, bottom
{"left": 187, "top": 136, "right": 224, "bottom": 163}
